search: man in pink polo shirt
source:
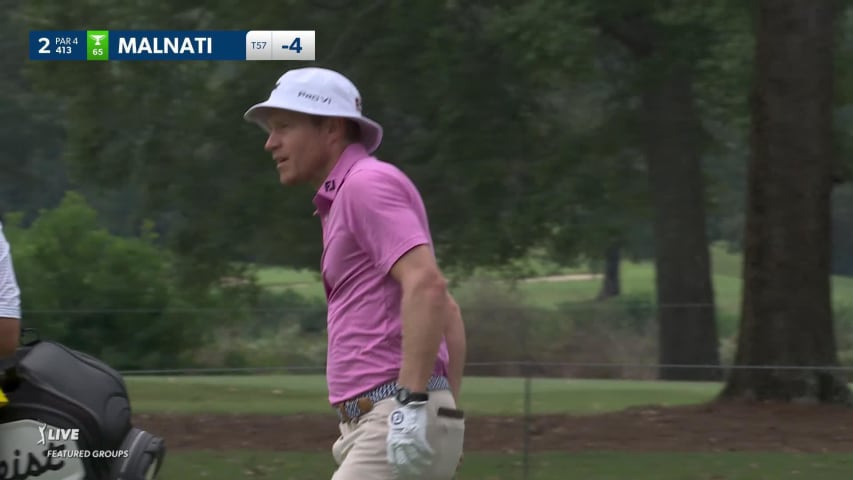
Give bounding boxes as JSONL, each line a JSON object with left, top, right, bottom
{"left": 244, "top": 67, "right": 467, "bottom": 479}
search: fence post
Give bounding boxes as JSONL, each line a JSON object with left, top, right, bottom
{"left": 522, "top": 374, "right": 531, "bottom": 480}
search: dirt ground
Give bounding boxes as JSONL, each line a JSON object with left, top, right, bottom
{"left": 133, "top": 401, "right": 853, "bottom": 453}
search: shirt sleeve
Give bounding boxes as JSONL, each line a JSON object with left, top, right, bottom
{"left": 0, "top": 223, "right": 22, "bottom": 319}
{"left": 339, "top": 169, "right": 431, "bottom": 275}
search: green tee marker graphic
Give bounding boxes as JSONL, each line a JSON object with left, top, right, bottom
{"left": 87, "top": 30, "right": 109, "bottom": 61}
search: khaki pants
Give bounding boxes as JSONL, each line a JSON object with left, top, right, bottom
{"left": 331, "top": 390, "right": 465, "bottom": 480}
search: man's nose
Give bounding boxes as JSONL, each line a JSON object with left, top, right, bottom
{"left": 264, "top": 133, "right": 278, "bottom": 152}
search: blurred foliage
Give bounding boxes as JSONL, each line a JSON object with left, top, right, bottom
{"left": 7, "top": 0, "right": 853, "bottom": 278}
{"left": 3, "top": 192, "right": 256, "bottom": 369}
{"left": 1, "top": 0, "right": 853, "bottom": 374}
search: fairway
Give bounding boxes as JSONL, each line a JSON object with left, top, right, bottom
{"left": 124, "top": 375, "right": 721, "bottom": 415}
{"left": 253, "top": 243, "right": 853, "bottom": 325}
{"left": 159, "top": 451, "right": 853, "bottom": 480}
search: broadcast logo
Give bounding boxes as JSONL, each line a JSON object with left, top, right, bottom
{"left": 37, "top": 423, "right": 78, "bottom": 445}
{"left": 37, "top": 423, "right": 129, "bottom": 459}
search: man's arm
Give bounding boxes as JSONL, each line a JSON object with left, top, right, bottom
{"left": 0, "top": 222, "right": 22, "bottom": 357}
{"left": 390, "top": 245, "right": 460, "bottom": 394}
{"left": 0, "top": 318, "right": 20, "bottom": 357}
{"left": 443, "top": 293, "right": 466, "bottom": 400}
{"left": 338, "top": 169, "right": 463, "bottom": 395}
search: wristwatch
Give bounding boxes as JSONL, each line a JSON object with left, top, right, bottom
{"left": 395, "top": 387, "right": 429, "bottom": 405}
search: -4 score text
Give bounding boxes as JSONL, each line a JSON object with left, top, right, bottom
{"left": 283, "top": 37, "right": 303, "bottom": 53}
{"left": 250, "top": 37, "right": 304, "bottom": 53}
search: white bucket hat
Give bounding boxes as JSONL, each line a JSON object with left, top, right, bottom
{"left": 243, "top": 67, "right": 384, "bottom": 154}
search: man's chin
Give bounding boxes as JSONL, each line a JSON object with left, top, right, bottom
{"left": 279, "top": 173, "right": 299, "bottom": 186}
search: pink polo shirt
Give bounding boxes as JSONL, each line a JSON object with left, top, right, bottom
{"left": 314, "top": 144, "right": 450, "bottom": 405}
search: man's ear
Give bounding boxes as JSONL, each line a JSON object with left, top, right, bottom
{"left": 327, "top": 117, "right": 349, "bottom": 141}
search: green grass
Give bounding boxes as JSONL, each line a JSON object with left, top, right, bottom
{"left": 124, "top": 375, "right": 721, "bottom": 415}
{"left": 255, "top": 267, "right": 319, "bottom": 285}
{"left": 254, "top": 243, "right": 853, "bottom": 314}
{"left": 159, "top": 451, "right": 853, "bottom": 480}
{"left": 250, "top": 243, "right": 853, "bottom": 342}
{"left": 515, "top": 245, "right": 748, "bottom": 314}
{"left": 254, "top": 267, "right": 325, "bottom": 299}
{"left": 834, "top": 275, "right": 853, "bottom": 307}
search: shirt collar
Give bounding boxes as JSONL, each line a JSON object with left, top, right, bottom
{"left": 312, "top": 143, "right": 370, "bottom": 215}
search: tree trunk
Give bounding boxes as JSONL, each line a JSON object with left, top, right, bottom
{"left": 641, "top": 64, "right": 722, "bottom": 382}
{"left": 597, "top": 11, "right": 723, "bottom": 381}
{"left": 597, "top": 245, "right": 621, "bottom": 300}
{"left": 721, "top": 0, "right": 851, "bottom": 404}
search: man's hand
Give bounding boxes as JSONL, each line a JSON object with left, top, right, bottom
{"left": 386, "top": 401, "right": 433, "bottom": 477}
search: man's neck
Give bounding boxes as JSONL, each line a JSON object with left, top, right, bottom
{"left": 311, "top": 142, "right": 353, "bottom": 190}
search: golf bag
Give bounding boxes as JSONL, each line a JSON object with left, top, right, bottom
{"left": 0, "top": 332, "right": 166, "bottom": 479}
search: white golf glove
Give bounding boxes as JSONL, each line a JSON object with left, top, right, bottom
{"left": 386, "top": 400, "right": 433, "bottom": 477}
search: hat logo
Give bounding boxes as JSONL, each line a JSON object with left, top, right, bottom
{"left": 297, "top": 90, "right": 332, "bottom": 104}
{"left": 355, "top": 97, "right": 362, "bottom": 112}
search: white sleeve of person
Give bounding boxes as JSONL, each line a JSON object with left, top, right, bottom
{"left": 0, "top": 223, "right": 21, "bottom": 319}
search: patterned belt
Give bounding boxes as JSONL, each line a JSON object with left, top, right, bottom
{"left": 334, "top": 375, "right": 450, "bottom": 423}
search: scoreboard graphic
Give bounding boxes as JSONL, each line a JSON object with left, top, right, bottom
{"left": 29, "top": 30, "right": 316, "bottom": 61}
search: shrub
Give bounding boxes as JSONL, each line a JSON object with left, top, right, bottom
{"left": 189, "top": 288, "right": 330, "bottom": 369}
{"left": 834, "top": 305, "right": 853, "bottom": 350}
{"left": 561, "top": 292, "right": 657, "bottom": 336}
{"left": 716, "top": 311, "right": 740, "bottom": 339}
{"left": 251, "top": 289, "right": 327, "bottom": 335}
{"left": 192, "top": 324, "right": 327, "bottom": 369}
{"left": 718, "top": 335, "right": 738, "bottom": 366}
{"left": 452, "top": 276, "right": 562, "bottom": 376}
{"left": 4, "top": 192, "right": 243, "bottom": 370}
{"left": 551, "top": 296, "right": 658, "bottom": 379}
{"left": 453, "top": 276, "right": 658, "bottom": 379}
